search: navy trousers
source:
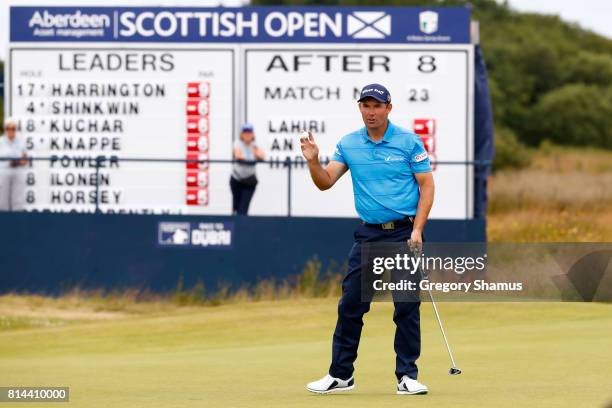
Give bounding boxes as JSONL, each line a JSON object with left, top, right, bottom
{"left": 230, "top": 177, "right": 256, "bottom": 215}
{"left": 329, "top": 222, "right": 421, "bottom": 381}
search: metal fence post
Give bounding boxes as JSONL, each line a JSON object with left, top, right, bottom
{"left": 94, "top": 156, "right": 102, "bottom": 213}
{"left": 285, "top": 157, "right": 292, "bottom": 217}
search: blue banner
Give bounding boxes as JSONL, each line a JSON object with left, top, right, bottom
{"left": 10, "top": 6, "right": 470, "bottom": 44}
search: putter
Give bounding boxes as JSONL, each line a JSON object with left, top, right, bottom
{"left": 411, "top": 245, "right": 462, "bottom": 375}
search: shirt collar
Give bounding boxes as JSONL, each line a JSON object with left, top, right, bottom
{"left": 361, "top": 120, "right": 394, "bottom": 144}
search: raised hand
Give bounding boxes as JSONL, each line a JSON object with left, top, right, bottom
{"left": 300, "top": 131, "right": 319, "bottom": 162}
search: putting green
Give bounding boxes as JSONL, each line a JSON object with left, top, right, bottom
{"left": 1, "top": 299, "right": 610, "bottom": 407}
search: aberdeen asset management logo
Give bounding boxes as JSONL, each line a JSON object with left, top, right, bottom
{"left": 419, "top": 11, "right": 438, "bottom": 34}
{"left": 347, "top": 12, "right": 391, "bottom": 39}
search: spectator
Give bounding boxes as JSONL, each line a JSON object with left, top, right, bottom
{"left": 0, "top": 118, "right": 28, "bottom": 211}
{"left": 230, "top": 123, "right": 264, "bottom": 215}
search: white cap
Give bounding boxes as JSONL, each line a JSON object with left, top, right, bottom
{"left": 4, "top": 117, "right": 17, "bottom": 127}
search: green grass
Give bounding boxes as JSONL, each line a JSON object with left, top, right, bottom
{"left": 1, "top": 298, "right": 611, "bottom": 407}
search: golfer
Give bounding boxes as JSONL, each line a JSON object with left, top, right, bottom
{"left": 301, "top": 84, "right": 434, "bottom": 395}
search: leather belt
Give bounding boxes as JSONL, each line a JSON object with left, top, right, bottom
{"left": 363, "top": 216, "right": 415, "bottom": 231}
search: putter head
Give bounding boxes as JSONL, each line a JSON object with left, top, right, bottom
{"left": 449, "top": 367, "right": 462, "bottom": 375}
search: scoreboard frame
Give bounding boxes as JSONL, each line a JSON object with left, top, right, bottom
{"left": 6, "top": 6, "right": 475, "bottom": 219}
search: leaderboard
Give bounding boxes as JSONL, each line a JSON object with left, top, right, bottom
{"left": 9, "top": 48, "right": 235, "bottom": 214}
{"left": 8, "top": 6, "right": 474, "bottom": 219}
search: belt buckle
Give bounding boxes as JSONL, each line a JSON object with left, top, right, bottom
{"left": 381, "top": 221, "right": 395, "bottom": 230}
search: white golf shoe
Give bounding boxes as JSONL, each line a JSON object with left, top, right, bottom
{"left": 397, "top": 375, "right": 428, "bottom": 395}
{"left": 306, "top": 374, "right": 355, "bottom": 394}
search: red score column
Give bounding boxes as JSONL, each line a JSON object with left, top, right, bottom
{"left": 185, "top": 82, "right": 211, "bottom": 206}
{"left": 413, "top": 118, "right": 437, "bottom": 171}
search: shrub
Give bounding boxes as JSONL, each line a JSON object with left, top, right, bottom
{"left": 526, "top": 84, "right": 612, "bottom": 149}
{"left": 563, "top": 52, "right": 612, "bottom": 87}
{"left": 492, "top": 127, "right": 530, "bottom": 171}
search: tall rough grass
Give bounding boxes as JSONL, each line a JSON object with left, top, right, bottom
{"left": 487, "top": 144, "right": 612, "bottom": 242}
{"left": 489, "top": 170, "right": 612, "bottom": 213}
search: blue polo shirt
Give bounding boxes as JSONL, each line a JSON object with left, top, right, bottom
{"left": 331, "top": 121, "right": 431, "bottom": 224}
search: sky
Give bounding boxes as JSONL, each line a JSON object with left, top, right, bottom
{"left": 0, "top": 0, "right": 611, "bottom": 61}
{"left": 505, "top": 0, "right": 612, "bottom": 38}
